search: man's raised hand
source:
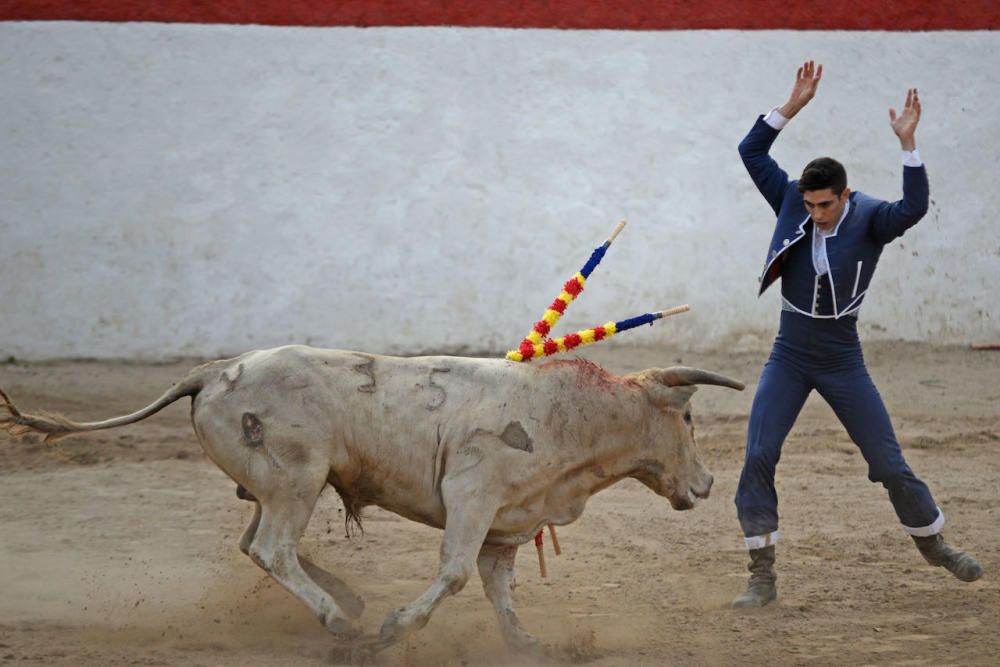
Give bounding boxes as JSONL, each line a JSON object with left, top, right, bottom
{"left": 889, "top": 88, "right": 920, "bottom": 151}
{"left": 778, "top": 60, "right": 822, "bottom": 120}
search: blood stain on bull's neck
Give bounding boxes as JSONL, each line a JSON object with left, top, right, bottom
{"left": 536, "top": 359, "right": 638, "bottom": 393}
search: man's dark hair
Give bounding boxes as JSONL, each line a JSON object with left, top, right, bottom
{"left": 797, "top": 157, "right": 847, "bottom": 194}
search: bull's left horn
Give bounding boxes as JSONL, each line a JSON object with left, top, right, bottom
{"left": 654, "top": 367, "right": 745, "bottom": 391}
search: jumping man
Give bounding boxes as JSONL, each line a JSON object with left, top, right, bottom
{"left": 732, "top": 61, "right": 982, "bottom": 608}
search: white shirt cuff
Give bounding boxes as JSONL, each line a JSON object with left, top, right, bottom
{"left": 763, "top": 108, "right": 790, "bottom": 130}
{"left": 902, "top": 149, "right": 923, "bottom": 167}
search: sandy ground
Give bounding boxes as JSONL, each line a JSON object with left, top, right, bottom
{"left": 0, "top": 341, "right": 998, "bottom": 666}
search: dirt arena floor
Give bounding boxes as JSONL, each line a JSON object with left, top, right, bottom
{"left": 1, "top": 341, "right": 997, "bottom": 666}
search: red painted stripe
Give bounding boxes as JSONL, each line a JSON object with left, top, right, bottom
{"left": 2, "top": 0, "right": 998, "bottom": 30}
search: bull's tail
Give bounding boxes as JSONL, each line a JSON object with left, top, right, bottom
{"left": 0, "top": 361, "right": 218, "bottom": 443}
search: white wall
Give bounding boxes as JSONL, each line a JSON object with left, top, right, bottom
{"left": 1, "top": 23, "right": 997, "bottom": 360}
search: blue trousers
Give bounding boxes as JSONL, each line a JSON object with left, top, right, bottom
{"left": 735, "top": 311, "right": 941, "bottom": 546}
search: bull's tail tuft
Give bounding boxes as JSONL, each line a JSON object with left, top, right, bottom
{"left": 0, "top": 388, "right": 78, "bottom": 443}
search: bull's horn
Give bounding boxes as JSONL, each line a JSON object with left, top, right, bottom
{"left": 654, "top": 367, "right": 745, "bottom": 391}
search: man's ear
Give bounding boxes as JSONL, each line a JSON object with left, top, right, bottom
{"left": 841, "top": 187, "right": 852, "bottom": 202}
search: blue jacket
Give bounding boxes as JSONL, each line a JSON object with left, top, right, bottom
{"left": 739, "top": 116, "right": 929, "bottom": 318}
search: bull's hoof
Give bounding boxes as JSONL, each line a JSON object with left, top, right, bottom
{"left": 377, "top": 605, "right": 431, "bottom": 649}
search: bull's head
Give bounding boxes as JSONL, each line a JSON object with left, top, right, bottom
{"left": 625, "top": 367, "right": 744, "bottom": 510}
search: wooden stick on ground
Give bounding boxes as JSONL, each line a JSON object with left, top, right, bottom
{"left": 548, "top": 524, "right": 562, "bottom": 556}
{"left": 535, "top": 530, "right": 547, "bottom": 578}
{"left": 971, "top": 342, "right": 1000, "bottom": 350}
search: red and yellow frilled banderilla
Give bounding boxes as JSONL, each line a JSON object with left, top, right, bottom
{"left": 506, "top": 220, "right": 690, "bottom": 363}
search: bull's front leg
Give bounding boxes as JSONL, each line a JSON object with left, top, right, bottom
{"left": 374, "top": 474, "right": 500, "bottom": 651}
{"left": 477, "top": 543, "right": 544, "bottom": 654}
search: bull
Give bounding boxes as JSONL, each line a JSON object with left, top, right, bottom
{"left": 0, "top": 346, "right": 743, "bottom": 655}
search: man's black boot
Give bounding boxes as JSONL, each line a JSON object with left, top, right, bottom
{"left": 912, "top": 534, "right": 983, "bottom": 582}
{"left": 732, "top": 545, "right": 777, "bottom": 608}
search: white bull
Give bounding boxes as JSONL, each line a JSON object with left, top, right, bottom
{"left": 0, "top": 346, "right": 743, "bottom": 655}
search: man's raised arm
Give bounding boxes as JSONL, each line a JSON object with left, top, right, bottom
{"left": 873, "top": 87, "right": 930, "bottom": 244}
{"left": 738, "top": 61, "right": 823, "bottom": 214}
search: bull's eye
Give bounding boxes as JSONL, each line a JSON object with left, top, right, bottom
{"left": 683, "top": 412, "right": 692, "bottom": 425}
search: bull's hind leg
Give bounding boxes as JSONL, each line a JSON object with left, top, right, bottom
{"left": 299, "top": 555, "right": 365, "bottom": 619}
{"left": 246, "top": 481, "right": 361, "bottom": 639}
{"left": 194, "top": 387, "right": 363, "bottom": 638}
{"left": 477, "top": 543, "right": 543, "bottom": 653}
{"left": 236, "top": 486, "right": 261, "bottom": 555}
{"left": 374, "top": 476, "right": 501, "bottom": 651}
{"left": 236, "top": 486, "right": 365, "bottom": 621}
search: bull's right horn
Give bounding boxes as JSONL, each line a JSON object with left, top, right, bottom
{"left": 653, "top": 367, "right": 745, "bottom": 391}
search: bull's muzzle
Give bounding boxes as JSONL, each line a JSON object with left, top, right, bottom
{"left": 692, "top": 472, "right": 714, "bottom": 499}
{"left": 672, "top": 472, "right": 713, "bottom": 510}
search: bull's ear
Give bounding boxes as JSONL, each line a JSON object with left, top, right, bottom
{"left": 650, "top": 384, "right": 698, "bottom": 410}
{"left": 626, "top": 369, "right": 699, "bottom": 410}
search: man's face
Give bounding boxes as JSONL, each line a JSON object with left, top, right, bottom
{"left": 803, "top": 187, "right": 851, "bottom": 231}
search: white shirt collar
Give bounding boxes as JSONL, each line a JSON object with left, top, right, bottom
{"left": 817, "top": 199, "right": 851, "bottom": 238}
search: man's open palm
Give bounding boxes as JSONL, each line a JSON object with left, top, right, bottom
{"left": 791, "top": 61, "right": 822, "bottom": 104}
{"left": 889, "top": 88, "right": 921, "bottom": 149}
{"left": 780, "top": 60, "right": 822, "bottom": 118}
